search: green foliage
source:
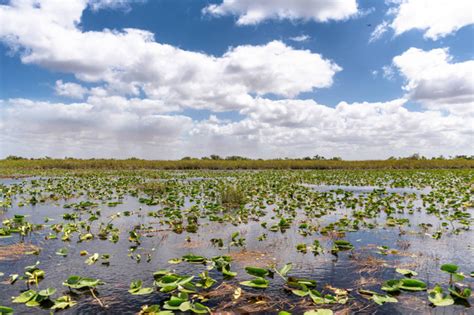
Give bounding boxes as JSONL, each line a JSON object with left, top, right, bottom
{"left": 219, "top": 185, "right": 246, "bottom": 210}
{"left": 1, "top": 157, "right": 473, "bottom": 173}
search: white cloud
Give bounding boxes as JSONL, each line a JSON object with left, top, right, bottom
{"left": 0, "top": 98, "right": 192, "bottom": 158}
{"left": 88, "top": 0, "right": 145, "bottom": 12}
{"left": 382, "top": 65, "right": 395, "bottom": 80}
{"left": 369, "top": 21, "right": 389, "bottom": 43}
{"left": 289, "top": 34, "right": 311, "bottom": 42}
{"left": 0, "top": 0, "right": 472, "bottom": 159}
{"left": 203, "top": 0, "right": 358, "bottom": 25}
{"left": 2, "top": 97, "right": 472, "bottom": 159}
{"left": 191, "top": 98, "right": 473, "bottom": 159}
{"left": 55, "top": 80, "right": 89, "bottom": 99}
{"left": 374, "top": 0, "right": 474, "bottom": 41}
{"left": 0, "top": 0, "right": 341, "bottom": 112}
{"left": 392, "top": 47, "right": 474, "bottom": 114}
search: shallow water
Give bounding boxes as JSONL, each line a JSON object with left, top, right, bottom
{"left": 0, "top": 172, "right": 473, "bottom": 314}
{"left": 303, "top": 184, "right": 432, "bottom": 195}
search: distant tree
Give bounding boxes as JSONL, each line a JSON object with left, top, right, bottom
{"left": 330, "top": 156, "right": 342, "bottom": 161}
{"left": 407, "top": 153, "right": 421, "bottom": 160}
{"left": 5, "top": 155, "right": 26, "bottom": 160}
{"left": 303, "top": 156, "right": 312, "bottom": 160}
{"left": 181, "top": 156, "right": 192, "bottom": 160}
{"left": 209, "top": 154, "right": 221, "bottom": 160}
{"left": 225, "top": 156, "right": 250, "bottom": 160}
{"left": 313, "top": 155, "right": 326, "bottom": 160}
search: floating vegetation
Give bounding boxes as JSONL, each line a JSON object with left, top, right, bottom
{"left": 0, "top": 243, "right": 40, "bottom": 261}
{"left": 0, "top": 168, "right": 472, "bottom": 313}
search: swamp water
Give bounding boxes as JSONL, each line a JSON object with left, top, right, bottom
{"left": 0, "top": 170, "right": 472, "bottom": 314}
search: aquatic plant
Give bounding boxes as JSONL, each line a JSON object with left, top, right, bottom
{"left": 128, "top": 280, "right": 154, "bottom": 295}
{"left": 427, "top": 285, "right": 454, "bottom": 306}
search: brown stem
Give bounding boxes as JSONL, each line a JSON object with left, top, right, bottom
{"left": 89, "top": 288, "right": 105, "bottom": 308}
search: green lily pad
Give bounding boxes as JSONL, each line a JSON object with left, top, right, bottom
{"left": 85, "top": 253, "right": 99, "bottom": 265}
{"left": 359, "top": 289, "right": 398, "bottom": 305}
{"left": 245, "top": 266, "right": 270, "bottom": 277}
{"left": 240, "top": 277, "right": 269, "bottom": 288}
{"left": 0, "top": 306, "right": 14, "bottom": 315}
{"left": 399, "top": 278, "right": 427, "bottom": 291}
{"left": 38, "top": 287, "right": 56, "bottom": 297}
{"left": 381, "top": 279, "right": 401, "bottom": 292}
{"left": 12, "top": 290, "right": 36, "bottom": 303}
{"left": 428, "top": 285, "right": 454, "bottom": 306}
{"left": 129, "top": 280, "right": 154, "bottom": 295}
{"left": 51, "top": 295, "right": 77, "bottom": 310}
{"left": 440, "top": 264, "right": 458, "bottom": 274}
{"left": 63, "top": 275, "right": 102, "bottom": 289}
{"left": 395, "top": 268, "right": 418, "bottom": 277}
{"left": 448, "top": 286, "right": 472, "bottom": 300}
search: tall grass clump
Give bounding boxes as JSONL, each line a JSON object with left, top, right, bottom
{"left": 219, "top": 185, "right": 246, "bottom": 210}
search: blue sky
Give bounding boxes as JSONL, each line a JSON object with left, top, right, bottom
{"left": 0, "top": 0, "right": 473, "bottom": 159}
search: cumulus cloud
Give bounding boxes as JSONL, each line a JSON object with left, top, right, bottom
{"left": 372, "top": 0, "right": 474, "bottom": 41}
{"left": 55, "top": 80, "right": 89, "bottom": 99}
{"left": 203, "top": 0, "right": 358, "bottom": 25}
{"left": 193, "top": 98, "right": 473, "bottom": 159}
{"left": 0, "top": 0, "right": 341, "bottom": 111}
{"left": 0, "top": 0, "right": 472, "bottom": 159}
{"left": 392, "top": 47, "right": 474, "bottom": 114}
{"left": 0, "top": 98, "right": 192, "bottom": 158}
{"left": 2, "top": 97, "right": 472, "bottom": 159}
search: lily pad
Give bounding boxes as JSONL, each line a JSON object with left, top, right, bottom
{"left": 395, "top": 268, "right": 418, "bottom": 277}
{"left": 399, "top": 279, "right": 427, "bottom": 291}
{"left": 428, "top": 285, "right": 454, "bottom": 306}
{"left": 245, "top": 266, "right": 270, "bottom": 277}
{"left": 129, "top": 280, "right": 154, "bottom": 295}
{"left": 440, "top": 264, "right": 458, "bottom": 274}
{"left": 448, "top": 286, "right": 472, "bottom": 300}
{"left": 240, "top": 277, "right": 269, "bottom": 289}
{"left": 0, "top": 306, "right": 14, "bottom": 315}
{"left": 51, "top": 295, "right": 77, "bottom": 310}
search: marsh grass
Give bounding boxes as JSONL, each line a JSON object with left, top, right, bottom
{"left": 1, "top": 158, "right": 473, "bottom": 176}
{"left": 139, "top": 181, "right": 167, "bottom": 197}
{"left": 219, "top": 185, "right": 246, "bottom": 210}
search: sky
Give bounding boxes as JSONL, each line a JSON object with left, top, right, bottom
{"left": 0, "top": 0, "right": 473, "bottom": 160}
